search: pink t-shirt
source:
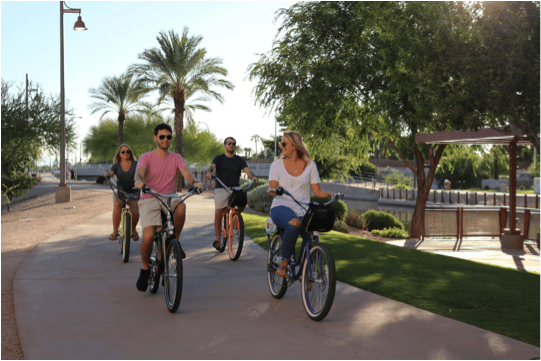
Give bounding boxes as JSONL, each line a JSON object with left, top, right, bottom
{"left": 138, "top": 151, "right": 187, "bottom": 200}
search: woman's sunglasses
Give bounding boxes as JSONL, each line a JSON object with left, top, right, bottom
{"left": 121, "top": 150, "right": 131, "bottom": 154}
{"left": 280, "top": 141, "right": 287, "bottom": 147}
{"left": 159, "top": 135, "right": 172, "bottom": 140}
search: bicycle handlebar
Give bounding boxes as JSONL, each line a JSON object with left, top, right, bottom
{"left": 212, "top": 175, "right": 257, "bottom": 192}
{"left": 274, "top": 186, "right": 342, "bottom": 207}
{"left": 139, "top": 185, "right": 203, "bottom": 198}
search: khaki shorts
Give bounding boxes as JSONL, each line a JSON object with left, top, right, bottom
{"left": 139, "top": 197, "right": 182, "bottom": 230}
{"left": 214, "top": 188, "right": 230, "bottom": 209}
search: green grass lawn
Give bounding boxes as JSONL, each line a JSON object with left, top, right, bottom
{"left": 243, "top": 213, "right": 540, "bottom": 347}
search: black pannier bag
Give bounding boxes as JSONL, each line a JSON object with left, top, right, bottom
{"left": 228, "top": 189, "right": 247, "bottom": 208}
{"left": 301, "top": 204, "right": 336, "bottom": 232}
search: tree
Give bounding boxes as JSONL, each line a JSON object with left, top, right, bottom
{"left": 250, "top": 134, "right": 261, "bottom": 158}
{"left": 1, "top": 79, "right": 76, "bottom": 209}
{"left": 129, "top": 28, "right": 234, "bottom": 188}
{"left": 88, "top": 72, "right": 149, "bottom": 146}
{"left": 83, "top": 115, "right": 222, "bottom": 166}
{"left": 248, "top": 2, "right": 494, "bottom": 238}
{"left": 244, "top": 147, "right": 252, "bottom": 158}
{"left": 475, "top": 2, "right": 540, "bottom": 153}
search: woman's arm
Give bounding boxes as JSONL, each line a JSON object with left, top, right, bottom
{"left": 311, "top": 183, "right": 333, "bottom": 199}
{"left": 268, "top": 180, "right": 279, "bottom": 198}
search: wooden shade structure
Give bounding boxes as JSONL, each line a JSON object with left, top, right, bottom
{"left": 416, "top": 125, "right": 536, "bottom": 249}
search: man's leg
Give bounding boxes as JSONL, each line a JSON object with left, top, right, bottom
{"left": 214, "top": 208, "right": 226, "bottom": 242}
{"left": 140, "top": 225, "right": 156, "bottom": 270}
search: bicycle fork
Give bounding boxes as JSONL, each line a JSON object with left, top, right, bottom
{"left": 163, "top": 212, "right": 175, "bottom": 288}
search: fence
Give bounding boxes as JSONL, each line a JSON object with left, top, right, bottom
{"left": 380, "top": 187, "right": 540, "bottom": 209}
{"left": 422, "top": 207, "right": 540, "bottom": 242}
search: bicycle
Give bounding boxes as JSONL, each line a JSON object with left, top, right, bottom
{"left": 141, "top": 185, "right": 203, "bottom": 313}
{"left": 212, "top": 176, "right": 257, "bottom": 261}
{"left": 266, "top": 187, "right": 340, "bottom": 321}
{"left": 106, "top": 175, "right": 140, "bottom": 263}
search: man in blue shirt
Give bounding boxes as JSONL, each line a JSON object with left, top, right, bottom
{"left": 207, "top": 137, "right": 257, "bottom": 250}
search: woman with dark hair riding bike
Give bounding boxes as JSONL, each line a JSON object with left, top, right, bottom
{"left": 103, "top": 144, "right": 140, "bottom": 241}
{"left": 268, "top": 131, "right": 333, "bottom": 277}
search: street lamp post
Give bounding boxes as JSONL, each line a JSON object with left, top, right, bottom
{"left": 56, "top": 1, "right": 87, "bottom": 203}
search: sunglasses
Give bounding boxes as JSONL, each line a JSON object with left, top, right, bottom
{"left": 280, "top": 141, "right": 287, "bottom": 147}
{"left": 120, "top": 150, "right": 131, "bottom": 154}
{"left": 159, "top": 134, "right": 172, "bottom": 140}
{"left": 226, "top": 142, "right": 236, "bottom": 146}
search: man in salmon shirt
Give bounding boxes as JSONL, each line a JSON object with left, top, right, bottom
{"left": 134, "top": 123, "right": 202, "bottom": 292}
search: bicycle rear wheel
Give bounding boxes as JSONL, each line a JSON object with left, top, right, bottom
{"left": 148, "top": 239, "right": 160, "bottom": 294}
{"left": 164, "top": 239, "right": 183, "bottom": 313}
{"left": 219, "top": 213, "right": 227, "bottom": 253}
{"left": 121, "top": 212, "right": 131, "bottom": 263}
{"left": 267, "top": 233, "right": 287, "bottom": 299}
{"left": 228, "top": 213, "right": 244, "bottom": 261}
{"left": 301, "top": 243, "right": 336, "bottom": 321}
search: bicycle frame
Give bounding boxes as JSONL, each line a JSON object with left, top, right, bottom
{"left": 266, "top": 189, "right": 339, "bottom": 284}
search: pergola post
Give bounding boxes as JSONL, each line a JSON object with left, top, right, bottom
{"left": 501, "top": 138, "right": 524, "bottom": 249}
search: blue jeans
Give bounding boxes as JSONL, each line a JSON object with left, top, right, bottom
{"left": 270, "top": 206, "right": 309, "bottom": 262}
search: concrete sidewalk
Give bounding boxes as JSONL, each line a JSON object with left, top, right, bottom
{"left": 14, "top": 196, "right": 540, "bottom": 359}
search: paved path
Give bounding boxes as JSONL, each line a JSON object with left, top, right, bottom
{"left": 13, "top": 196, "right": 540, "bottom": 359}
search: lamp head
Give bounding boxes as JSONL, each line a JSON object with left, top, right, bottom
{"left": 73, "top": 15, "right": 87, "bottom": 31}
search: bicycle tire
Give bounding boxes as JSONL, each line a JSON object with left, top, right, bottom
{"left": 228, "top": 213, "right": 244, "bottom": 261}
{"left": 148, "top": 239, "right": 160, "bottom": 294}
{"left": 122, "top": 212, "right": 131, "bottom": 263}
{"left": 267, "top": 233, "right": 287, "bottom": 299}
{"left": 217, "top": 213, "right": 227, "bottom": 253}
{"left": 164, "top": 239, "right": 183, "bottom": 313}
{"left": 301, "top": 243, "right": 336, "bottom": 321}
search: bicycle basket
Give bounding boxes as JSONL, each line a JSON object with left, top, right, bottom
{"left": 228, "top": 189, "right": 247, "bottom": 208}
{"left": 118, "top": 188, "right": 141, "bottom": 201}
{"left": 301, "top": 204, "right": 336, "bottom": 233}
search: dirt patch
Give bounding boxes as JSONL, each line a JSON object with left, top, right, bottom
{"left": 1, "top": 189, "right": 113, "bottom": 360}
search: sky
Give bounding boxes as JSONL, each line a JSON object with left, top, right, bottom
{"left": 1, "top": 1, "right": 294, "bottom": 165}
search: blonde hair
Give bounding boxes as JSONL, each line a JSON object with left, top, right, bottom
{"left": 113, "top": 144, "right": 137, "bottom": 164}
{"left": 281, "top": 131, "right": 311, "bottom": 167}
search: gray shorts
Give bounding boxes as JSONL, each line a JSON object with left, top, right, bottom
{"left": 214, "top": 188, "right": 230, "bottom": 209}
{"left": 139, "top": 197, "right": 182, "bottom": 230}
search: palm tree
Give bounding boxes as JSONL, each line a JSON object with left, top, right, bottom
{"left": 128, "top": 27, "right": 234, "bottom": 168}
{"left": 88, "top": 72, "right": 148, "bottom": 145}
{"left": 244, "top": 147, "right": 252, "bottom": 158}
{"left": 251, "top": 134, "right": 261, "bottom": 159}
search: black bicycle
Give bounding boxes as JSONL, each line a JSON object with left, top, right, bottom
{"left": 141, "top": 185, "right": 203, "bottom": 313}
{"left": 105, "top": 175, "right": 140, "bottom": 263}
{"left": 266, "top": 187, "right": 340, "bottom": 321}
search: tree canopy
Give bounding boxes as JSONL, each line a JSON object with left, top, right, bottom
{"left": 248, "top": 1, "right": 519, "bottom": 238}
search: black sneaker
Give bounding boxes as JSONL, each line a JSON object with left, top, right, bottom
{"left": 136, "top": 268, "right": 151, "bottom": 292}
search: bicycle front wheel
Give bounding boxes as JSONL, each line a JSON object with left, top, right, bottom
{"left": 164, "top": 239, "right": 183, "bottom": 313}
{"left": 121, "top": 212, "right": 131, "bottom": 263}
{"left": 301, "top": 243, "right": 336, "bottom": 321}
{"left": 228, "top": 213, "right": 244, "bottom": 261}
{"left": 148, "top": 239, "right": 160, "bottom": 294}
{"left": 267, "top": 233, "right": 287, "bottom": 299}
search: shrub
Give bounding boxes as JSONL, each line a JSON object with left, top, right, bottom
{"left": 359, "top": 160, "right": 377, "bottom": 174}
{"left": 345, "top": 209, "right": 370, "bottom": 229}
{"left": 95, "top": 175, "right": 106, "bottom": 184}
{"left": 247, "top": 186, "right": 273, "bottom": 214}
{"left": 362, "top": 210, "right": 404, "bottom": 231}
{"left": 332, "top": 220, "right": 349, "bottom": 234}
{"left": 395, "top": 183, "right": 411, "bottom": 190}
{"left": 371, "top": 227, "right": 408, "bottom": 238}
{"left": 242, "top": 178, "right": 268, "bottom": 193}
{"left": 239, "top": 178, "right": 250, "bottom": 187}
{"left": 519, "top": 185, "right": 526, "bottom": 191}
{"left": 384, "top": 171, "right": 411, "bottom": 187}
{"left": 310, "top": 194, "right": 347, "bottom": 221}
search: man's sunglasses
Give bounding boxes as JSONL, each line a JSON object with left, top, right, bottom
{"left": 159, "top": 135, "right": 172, "bottom": 140}
{"left": 120, "top": 150, "right": 131, "bottom": 154}
{"left": 226, "top": 142, "right": 236, "bottom": 146}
